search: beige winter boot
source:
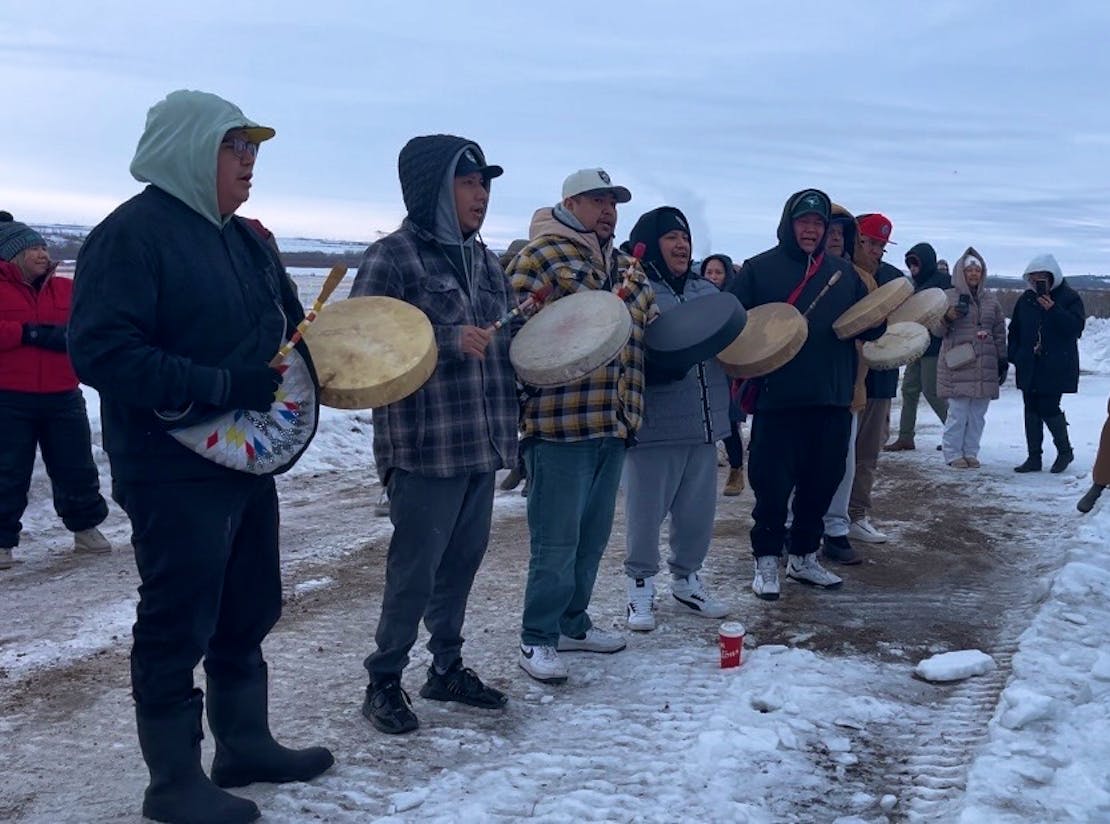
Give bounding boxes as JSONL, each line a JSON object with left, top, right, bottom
{"left": 723, "top": 468, "right": 745, "bottom": 497}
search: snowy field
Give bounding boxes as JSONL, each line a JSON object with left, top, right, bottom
{"left": 1, "top": 299, "right": 1109, "bottom": 822}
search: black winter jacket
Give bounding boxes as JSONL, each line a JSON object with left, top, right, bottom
{"left": 729, "top": 190, "right": 885, "bottom": 411}
{"left": 1007, "top": 279, "right": 1085, "bottom": 395}
{"left": 70, "top": 186, "right": 309, "bottom": 482}
{"left": 905, "top": 242, "right": 952, "bottom": 357}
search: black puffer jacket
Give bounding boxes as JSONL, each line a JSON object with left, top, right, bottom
{"left": 905, "top": 242, "right": 952, "bottom": 357}
{"left": 729, "top": 189, "right": 884, "bottom": 410}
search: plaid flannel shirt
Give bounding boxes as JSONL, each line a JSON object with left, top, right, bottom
{"left": 349, "top": 220, "right": 518, "bottom": 478}
{"left": 508, "top": 214, "right": 656, "bottom": 442}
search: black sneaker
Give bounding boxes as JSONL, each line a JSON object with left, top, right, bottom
{"left": 362, "top": 677, "right": 419, "bottom": 734}
{"left": 419, "top": 660, "right": 508, "bottom": 710}
{"left": 822, "top": 534, "right": 862, "bottom": 565}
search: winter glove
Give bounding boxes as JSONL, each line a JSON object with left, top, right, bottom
{"left": 224, "top": 365, "right": 283, "bottom": 412}
{"left": 997, "top": 360, "right": 1009, "bottom": 386}
{"left": 21, "top": 323, "right": 68, "bottom": 352}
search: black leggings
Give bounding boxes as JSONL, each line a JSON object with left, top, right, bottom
{"left": 1023, "top": 391, "right": 1063, "bottom": 420}
{"left": 722, "top": 420, "right": 743, "bottom": 469}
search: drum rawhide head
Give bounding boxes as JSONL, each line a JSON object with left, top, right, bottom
{"left": 861, "top": 321, "right": 930, "bottom": 370}
{"left": 510, "top": 290, "right": 632, "bottom": 387}
{"left": 833, "top": 277, "right": 913, "bottom": 340}
{"left": 717, "top": 302, "right": 807, "bottom": 379}
{"left": 302, "top": 296, "right": 437, "bottom": 409}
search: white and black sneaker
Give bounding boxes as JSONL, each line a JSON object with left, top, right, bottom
{"left": 751, "top": 555, "right": 781, "bottom": 601}
{"left": 671, "top": 572, "right": 730, "bottom": 618}
{"left": 556, "top": 627, "right": 627, "bottom": 653}
{"left": 627, "top": 577, "right": 656, "bottom": 631}
{"left": 786, "top": 553, "right": 843, "bottom": 588}
{"left": 519, "top": 644, "right": 568, "bottom": 684}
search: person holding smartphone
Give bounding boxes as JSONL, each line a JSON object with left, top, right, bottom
{"left": 1007, "top": 253, "right": 1085, "bottom": 473}
{"left": 936, "top": 250, "right": 1007, "bottom": 468}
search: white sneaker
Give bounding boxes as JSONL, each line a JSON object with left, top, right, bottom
{"left": 73, "top": 528, "right": 111, "bottom": 555}
{"left": 556, "top": 627, "right": 627, "bottom": 654}
{"left": 519, "top": 644, "right": 568, "bottom": 684}
{"left": 848, "top": 518, "right": 888, "bottom": 544}
{"left": 786, "top": 553, "right": 843, "bottom": 588}
{"left": 627, "top": 577, "right": 656, "bottom": 632}
{"left": 671, "top": 572, "right": 730, "bottom": 618}
{"left": 752, "top": 555, "right": 780, "bottom": 601}
{"left": 0, "top": 547, "right": 13, "bottom": 570}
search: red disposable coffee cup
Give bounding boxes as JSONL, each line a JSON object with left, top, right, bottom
{"left": 719, "top": 622, "right": 745, "bottom": 669}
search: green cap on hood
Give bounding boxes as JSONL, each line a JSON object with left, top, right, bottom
{"left": 129, "top": 90, "right": 275, "bottom": 227}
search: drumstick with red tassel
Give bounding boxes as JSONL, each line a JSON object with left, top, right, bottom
{"left": 486, "top": 284, "right": 553, "bottom": 332}
{"left": 615, "top": 242, "right": 647, "bottom": 300}
{"left": 801, "top": 269, "right": 842, "bottom": 318}
{"left": 269, "top": 263, "right": 348, "bottom": 367}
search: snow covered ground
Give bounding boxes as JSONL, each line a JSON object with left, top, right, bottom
{"left": 2, "top": 311, "right": 1109, "bottom": 822}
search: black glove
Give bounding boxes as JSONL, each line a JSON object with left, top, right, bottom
{"left": 225, "top": 365, "right": 283, "bottom": 412}
{"left": 998, "top": 360, "right": 1009, "bottom": 385}
{"left": 21, "top": 323, "right": 68, "bottom": 352}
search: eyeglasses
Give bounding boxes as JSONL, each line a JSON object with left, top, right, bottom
{"left": 220, "top": 136, "right": 260, "bottom": 160}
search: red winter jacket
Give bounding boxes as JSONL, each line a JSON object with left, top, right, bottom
{"left": 0, "top": 260, "right": 80, "bottom": 393}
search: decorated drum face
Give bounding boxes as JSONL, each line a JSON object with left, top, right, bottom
{"left": 302, "top": 296, "right": 437, "bottom": 409}
{"left": 168, "top": 346, "right": 318, "bottom": 475}
{"left": 861, "top": 321, "right": 931, "bottom": 370}
{"left": 717, "top": 302, "right": 808, "bottom": 379}
{"left": 833, "top": 277, "right": 913, "bottom": 340}
{"left": 644, "top": 292, "right": 747, "bottom": 373}
{"left": 888, "top": 287, "right": 947, "bottom": 330}
{"left": 510, "top": 290, "right": 632, "bottom": 387}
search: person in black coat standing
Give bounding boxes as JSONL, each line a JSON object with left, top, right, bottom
{"left": 729, "top": 189, "right": 885, "bottom": 602}
{"left": 1008, "top": 253, "right": 1085, "bottom": 473}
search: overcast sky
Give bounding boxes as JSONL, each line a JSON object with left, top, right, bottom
{"left": 4, "top": 1, "right": 1109, "bottom": 275}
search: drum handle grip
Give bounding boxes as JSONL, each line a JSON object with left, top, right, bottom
{"left": 801, "top": 269, "right": 842, "bottom": 318}
{"left": 269, "top": 264, "right": 348, "bottom": 367}
{"left": 487, "top": 284, "right": 552, "bottom": 332}
{"left": 615, "top": 242, "right": 646, "bottom": 300}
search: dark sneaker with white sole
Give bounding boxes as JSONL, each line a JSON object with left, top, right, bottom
{"left": 419, "top": 660, "right": 507, "bottom": 710}
{"left": 822, "top": 534, "right": 862, "bottom": 565}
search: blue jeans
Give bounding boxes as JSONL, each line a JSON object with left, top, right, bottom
{"left": 520, "top": 437, "right": 625, "bottom": 647}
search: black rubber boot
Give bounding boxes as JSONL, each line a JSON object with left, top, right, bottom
{"left": 136, "top": 691, "right": 260, "bottom": 824}
{"left": 1014, "top": 410, "right": 1043, "bottom": 473}
{"left": 207, "top": 663, "right": 335, "bottom": 789}
{"left": 1045, "top": 414, "right": 1074, "bottom": 474}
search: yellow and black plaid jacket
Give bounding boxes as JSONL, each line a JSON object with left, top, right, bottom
{"left": 508, "top": 208, "right": 656, "bottom": 442}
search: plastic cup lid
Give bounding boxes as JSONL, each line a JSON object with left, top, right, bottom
{"left": 719, "top": 622, "right": 745, "bottom": 636}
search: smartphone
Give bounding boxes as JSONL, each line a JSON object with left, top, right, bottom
{"left": 1035, "top": 280, "right": 1049, "bottom": 296}
{"left": 956, "top": 293, "right": 971, "bottom": 316}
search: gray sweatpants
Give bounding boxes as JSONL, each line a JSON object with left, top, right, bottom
{"left": 364, "top": 469, "right": 494, "bottom": 679}
{"left": 624, "top": 443, "right": 718, "bottom": 580}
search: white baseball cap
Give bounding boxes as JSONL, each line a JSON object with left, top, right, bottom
{"left": 561, "top": 168, "right": 631, "bottom": 203}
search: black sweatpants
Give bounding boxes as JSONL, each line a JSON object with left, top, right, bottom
{"left": 747, "top": 406, "right": 853, "bottom": 558}
{"left": 722, "top": 420, "right": 744, "bottom": 469}
{"left": 364, "top": 469, "right": 494, "bottom": 680}
{"left": 114, "top": 474, "right": 281, "bottom": 709}
{"left": 0, "top": 389, "right": 107, "bottom": 548}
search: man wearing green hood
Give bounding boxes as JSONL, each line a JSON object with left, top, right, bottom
{"left": 69, "top": 90, "right": 333, "bottom": 824}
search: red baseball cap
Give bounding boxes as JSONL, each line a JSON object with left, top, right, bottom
{"left": 857, "top": 213, "right": 896, "bottom": 245}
